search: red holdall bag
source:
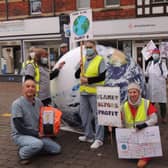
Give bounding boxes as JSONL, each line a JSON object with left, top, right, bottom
{"left": 39, "top": 106, "right": 62, "bottom": 137}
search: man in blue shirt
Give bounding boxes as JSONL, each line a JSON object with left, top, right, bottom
{"left": 11, "top": 79, "right": 61, "bottom": 164}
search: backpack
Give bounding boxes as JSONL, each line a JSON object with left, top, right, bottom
{"left": 39, "top": 106, "right": 62, "bottom": 137}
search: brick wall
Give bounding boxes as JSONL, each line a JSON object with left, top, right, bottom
{"left": 0, "top": 0, "right": 135, "bottom": 21}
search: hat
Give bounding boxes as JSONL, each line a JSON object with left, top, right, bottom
{"left": 127, "top": 82, "right": 141, "bottom": 91}
{"left": 152, "top": 48, "right": 160, "bottom": 54}
{"left": 60, "top": 43, "right": 68, "bottom": 48}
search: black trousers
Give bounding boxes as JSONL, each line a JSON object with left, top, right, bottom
{"left": 152, "top": 102, "right": 167, "bottom": 119}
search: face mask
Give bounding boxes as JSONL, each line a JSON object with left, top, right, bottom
{"left": 40, "top": 57, "right": 48, "bottom": 65}
{"left": 29, "top": 52, "right": 35, "bottom": 59}
{"left": 152, "top": 54, "right": 160, "bottom": 61}
{"left": 86, "top": 48, "right": 95, "bottom": 57}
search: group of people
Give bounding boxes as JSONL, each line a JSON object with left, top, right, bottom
{"left": 11, "top": 40, "right": 167, "bottom": 168}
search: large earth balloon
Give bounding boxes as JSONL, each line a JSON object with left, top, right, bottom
{"left": 50, "top": 45, "right": 146, "bottom": 128}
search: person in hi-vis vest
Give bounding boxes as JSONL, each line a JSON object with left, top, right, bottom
{"left": 24, "top": 48, "right": 65, "bottom": 106}
{"left": 75, "top": 40, "right": 106, "bottom": 149}
{"left": 121, "top": 82, "right": 158, "bottom": 168}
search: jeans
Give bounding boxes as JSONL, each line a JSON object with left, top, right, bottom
{"left": 13, "top": 135, "right": 61, "bottom": 159}
{"left": 80, "top": 95, "right": 104, "bottom": 141}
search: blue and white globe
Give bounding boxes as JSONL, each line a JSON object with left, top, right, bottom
{"left": 50, "top": 45, "right": 146, "bottom": 128}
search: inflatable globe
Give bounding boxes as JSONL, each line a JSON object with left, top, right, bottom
{"left": 50, "top": 45, "right": 146, "bottom": 128}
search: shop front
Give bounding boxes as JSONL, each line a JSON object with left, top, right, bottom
{"left": 93, "top": 16, "right": 168, "bottom": 72}
{"left": 0, "top": 17, "right": 62, "bottom": 82}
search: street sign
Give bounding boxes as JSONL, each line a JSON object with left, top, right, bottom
{"left": 70, "top": 9, "right": 93, "bottom": 42}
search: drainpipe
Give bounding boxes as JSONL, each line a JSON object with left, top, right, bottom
{"left": 53, "top": 0, "right": 56, "bottom": 16}
{"left": 5, "top": 0, "right": 9, "bottom": 20}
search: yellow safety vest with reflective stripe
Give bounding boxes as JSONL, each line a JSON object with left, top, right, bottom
{"left": 25, "top": 61, "right": 40, "bottom": 96}
{"left": 80, "top": 55, "right": 104, "bottom": 94}
{"left": 123, "top": 98, "right": 149, "bottom": 128}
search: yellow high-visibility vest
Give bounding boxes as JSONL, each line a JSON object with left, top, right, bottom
{"left": 80, "top": 55, "right": 104, "bottom": 94}
{"left": 123, "top": 98, "right": 149, "bottom": 128}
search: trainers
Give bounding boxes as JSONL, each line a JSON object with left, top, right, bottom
{"left": 90, "top": 140, "right": 103, "bottom": 149}
{"left": 20, "top": 159, "right": 30, "bottom": 165}
{"left": 137, "top": 159, "right": 148, "bottom": 168}
{"left": 78, "top": 136, "right": 94, "bottom": 143}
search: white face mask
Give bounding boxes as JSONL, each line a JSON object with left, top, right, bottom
{"left": 40, "top": 57, "right": 48, "bottom": 65}
{"left": 29, "top": 52, "right": 35, "bottom": 59}
{"left": 152, "top": 54, "right": 160, "bottom": 61}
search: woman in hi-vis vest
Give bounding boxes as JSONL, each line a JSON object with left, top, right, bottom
{"left": 121, "top": 82, "right": 158, "bottom": 168}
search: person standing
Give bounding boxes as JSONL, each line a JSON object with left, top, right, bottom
{"left": 57, "top": 43, "right": 68, "bottom": 61}
{"left": 75, "top": 40, "right": 106, "bottom": 149}
{"left": 24, "top": 48, "right": 65, "bottom": 106}
{"left": 11, "top": 79, "right": 61, "bottom": 164}
{"left": 145, "top": 48, "right": 168, "bottom": 123}
{"left": 121, "top": 82, "right": 158, "bottom": 168}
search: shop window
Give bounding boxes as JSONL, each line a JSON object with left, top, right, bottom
{"left": 1, "top": 46, "right": 21, "bottom": 75}
{"left": 30, "top": 0, "right": 42, "bottom": 15}
{"left": 104, "top": 0, "right": 120, "bottom": 7}
{"left": 77, "top": 0, "right": 90, "bottom": 9}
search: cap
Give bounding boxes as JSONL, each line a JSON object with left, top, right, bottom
{"left": 60, "top": 43, "right": 68, "bottom": 48}
{"left": 152, "top": 48, "right": 160, "bottom": 54}
{"left": 127, "top": 82, "right": 141, "bottom": 91}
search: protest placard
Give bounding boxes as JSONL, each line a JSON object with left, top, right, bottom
{"left": 141, "top": 40, "right": 156, "bottom": 60}
{"left": 97, "top": 86, "right": 121, "bottom": 127}
{"left": 115, "top": 126, "right": 163, "bottom": 159}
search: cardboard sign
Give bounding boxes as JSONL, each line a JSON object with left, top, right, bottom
{"left": 115, "top": 126, "right": 163, "bottom": 159}
{"left": 97, "top": 86, "right": 121, "bottom": 127}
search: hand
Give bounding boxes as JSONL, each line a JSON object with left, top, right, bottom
{"left": 136, "top": 123, "right": 148, "bottom": 130}
{"left": 80, "top": 76, "right": 88, "bottom": 84}
{"left": 58, "top": 61, "right": 65, "bottom": 69}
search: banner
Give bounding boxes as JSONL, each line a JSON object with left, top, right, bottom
{"left": 141, "top": 40, "right": 156, "bottom": 60}
{"left": 97, "top": 86, "right": 121, "bottom": 127}
{"left": 115, "top": 126, "right": 163, "bottom": 159}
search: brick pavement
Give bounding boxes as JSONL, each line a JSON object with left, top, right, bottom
{"left": 0, "top": 82, "right": 168, "bottom": 168}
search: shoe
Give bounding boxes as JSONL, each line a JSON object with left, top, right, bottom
{"left": 90, "top": 140, "right": 103, "bottom": 149}
{"left": 20, "top": 159, "right": 30, "bottom": 165}
{"left": 137, "top": 159, "right": 148, "bottom": 168}
{"left": 78, "top": 136, "right": 94, "bottom": 143}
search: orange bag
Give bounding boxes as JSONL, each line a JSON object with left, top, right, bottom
{"left": 39, "top": 106, "right": 62, "bottom": 137}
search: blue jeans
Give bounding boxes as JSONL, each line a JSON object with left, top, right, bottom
{"left": 80, "top": 95, "right": 104, "bottom": 141}
{"left": 13, "top": 135, "right": 61, "bottom": 159}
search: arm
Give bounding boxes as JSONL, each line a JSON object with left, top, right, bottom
{"left": 50, "top": 61, "right": 65, "bottom": 80}
{"left": 136, "top": 103, "right": 158, "bottom": 129}
{"left": 24, "top": 64, "right": 35, "bottom": 81}
{"left": 88, "top": 71, "right": 106, "bottom": 84}
{"left": 50, "top": 69, "right": 59, "bottom": 80}
{"left": 146, "top": 103, "right": 158, "bottom": 126}
{"left": 74, "top": 67, "right": 81, "bottom": 79}
{"left": 13, "top": 117, "right": 38, "bottom": 137}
